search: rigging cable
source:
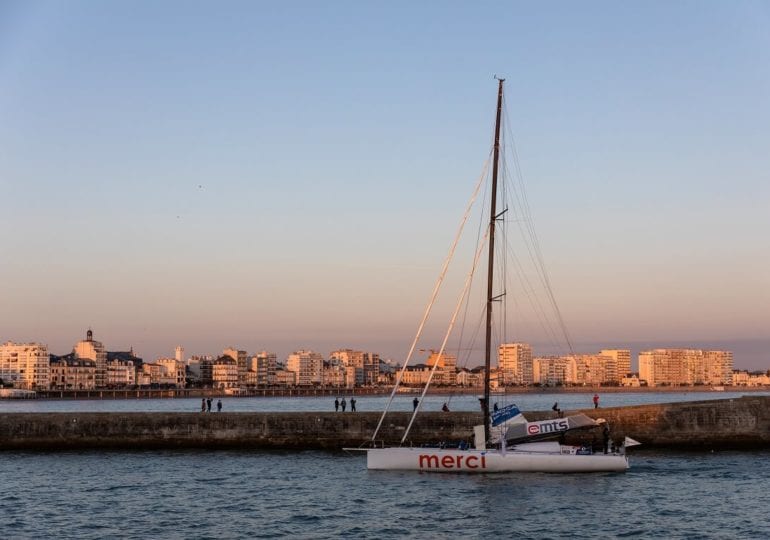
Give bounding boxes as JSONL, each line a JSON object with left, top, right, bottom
{"left": 370, "top": 152, "right": 492, "bottom": 443}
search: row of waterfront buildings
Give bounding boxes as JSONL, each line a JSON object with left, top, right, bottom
{"left": 1, "top": 331, "right": 764, "bottom": 391}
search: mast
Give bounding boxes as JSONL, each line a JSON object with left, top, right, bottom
{"left": 484, "top": 78, "right": 504, "bottom": 442}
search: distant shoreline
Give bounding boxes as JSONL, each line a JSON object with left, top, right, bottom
{"left": 10, "top": 385, "right": 769, "bottom": 401}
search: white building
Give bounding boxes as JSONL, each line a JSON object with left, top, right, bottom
{"left": 599, "top": 349, "right": 631, "bottom": 381}
{"left": 156, "top": 358, "right": 186, "bottom": 388}
{"left": 0, "top": 342, "right": 50, "bottom": 389}
{"left": 639, "top": 349, "right": 733, "bottom": 386}
{"left": 532, "top": 356, "right": 570, "bottom": 385}
{"left": 286, "top": 350, "right": 324, "bottom": 385}
{"left": 250, "top": 351, "right": 277, "bottom": 386}
{"left": 498, "top": 343, "right": 533, "bottom": 385}
{"left": 330, "top": 349, "right": 381, "bottom": 386}
{"left": 106, "top": 360, "right": 136, "bottom": 387}
{"left": 50, "top": 356, "right": 96, "bottom": 390}
{"left": 74, "top": 329, "right": 108, "bottom": 388}
{"left": 223, "top": 347, "right": 248, "bottom": 384}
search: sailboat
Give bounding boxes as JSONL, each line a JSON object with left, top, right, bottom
{"left": 365, "top": 79, "right": 634, "bottom": 473}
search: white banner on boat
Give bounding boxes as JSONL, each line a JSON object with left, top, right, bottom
{"left": 489, "top": 404, "right": 526, "bottom": 443}
{"left": 505, "top": 413, "right": 598, "bottom": 441}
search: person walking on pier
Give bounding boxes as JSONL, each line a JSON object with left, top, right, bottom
{"left": 207, "top": 398, "right": 212, "bottom": 412}
{"left": 413, "top": 397, "right": 419, "bottom": 411}
{"left": 217, "top": 399, "right": 222, "bottom": 412}
{"left": 341, "top": 397, "right": 347, "bottom": 412}
{"left": 201, "top": 398, "right": 206, "bottom": 413}
{"left": 334, "top": 398, "right": 340, "bottom": 412}
{"left": 593, "top": 394, "right": 600, "bottom": 409}
{"left": 350, "top": 398, "right": 356, "bottom": 412}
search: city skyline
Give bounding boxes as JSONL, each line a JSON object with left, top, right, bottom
{"left": 2, "top": 2, "right": 768, "bottom": 368}
{"left": 7, "top": 329, "right": 768, "bottom": 375}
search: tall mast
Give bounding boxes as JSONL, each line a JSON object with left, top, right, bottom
{"left": 484, "top": 78, "right": 504, "bottom": 442}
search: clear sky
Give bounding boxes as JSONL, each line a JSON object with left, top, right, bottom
{"left": 1, "top": 1, "right": 768, "bottom": 369}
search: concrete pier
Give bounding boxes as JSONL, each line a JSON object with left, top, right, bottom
{"left": 1, "top": 396, "right": 768, "bottom": 451}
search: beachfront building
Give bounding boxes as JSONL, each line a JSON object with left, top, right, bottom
{"left": 105, "top": 350, "right": 141, "bottom": 388}
{"left": 223, "top": 348, "right": 249, "bottom": 385}
{"left": 498, "top": 343, "right": 533, "bottom": 385}
{"left": 74, "top": 329, "right": 108, "bottom": 388}
{"left": 639, "top": 349, "right": 733, "bottom": 386}
{"left": 197, "top": 356, "right": 239, "bottom": 388}
{"left": 621, "top": 374, "right": 643, "bottom": 387}
{"left": 49, "top": 355, "right": 96, "bottom": 390}
{"left": 274, "top": 368, "right": 297, "bottom": 386}
{"left": 329, "top": 349, "right": 381, "bottom": 386}
{"left": 186, "top": 355, "right": 213, "bottom": 385}
{"left": 425, "top": 350, "right": 457, "bottom": 385}
{"left": 532, "top": 356, "right": 570, "bottom": 386}
{"left": 0, "top": 342, "right": 50, "bottom": 389}
{"left": 106, "top": 359, "right": 136, "bottom": 387}
{"left": 286, "top": 350, "right": 324, "bottom": 385}
{"left": 323, "top": 363, "right": 355, "bottom": 388}
{"left": 250, "top": 351, "right": 277, "bottom": 386}
{"left": 156, "top": 358, "right": 186, "bottom": 387}
{"left": 565, "top": 354, "right": 615, "bottom": 385}
{"left": 732, "top": 370, "right": 770, "bottom": 386}
{"left": 400, "top": 364, "right": 432, "bottom": 386}
{"left": 212, "top": 356, "right": 239, "bottom": 389}
{"left": 456, "top": 367, "right": 484, "bottom": 387}
{"left": 600, "top": 349, "right": 632, "bottom": 380}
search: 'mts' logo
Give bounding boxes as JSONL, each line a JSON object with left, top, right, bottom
{"left": 526, "top": 419, "right": 569, "bottom": 435}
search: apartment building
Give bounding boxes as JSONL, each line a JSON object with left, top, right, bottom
{"left": 498, "top": 343, "right": 533, "bottom": 385}
{"left": 286, "top": 350, "right": 324, "bottom": 385}
{"left": 532, "top": 356, "right": 570, "bottom": 385}
{"left": 223, "top": 348, "right": 249, "bottom": 385}
{"left": 49, "top": 355, "right": 96, "bottom": 390}
{"left": 74, "top": 330, "right": 108, "bottom": 388}
{"left": 599, "top": 349, "right": 631, "bottom": 381}
{"left": 250, "top": 351, "right": 277, "bottom": 386}
{"left": 329, "top": 349, "right": 380, "bottom": 386}
{"left": 639, "top": 349, "right": 733, "bottom": 386}
{"left": 0, "top": 342, "right": 50, "bottom": 389}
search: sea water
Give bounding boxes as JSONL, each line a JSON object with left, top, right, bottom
{"left": 2, "top": 390, "right": 768, "bottom": 414}
{"left": 2, "top": 392, "right": 770, "bottom": 538}
{"left": 1, "top": 449, "right": 769, "bottom": 539}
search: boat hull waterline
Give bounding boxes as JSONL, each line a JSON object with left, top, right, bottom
{"left": 367, "top": 447, "right": 629, "bottom": 473}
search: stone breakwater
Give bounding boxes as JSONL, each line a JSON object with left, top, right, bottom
{"left": 1, "top": 396, "right": 768, "bottom": 451}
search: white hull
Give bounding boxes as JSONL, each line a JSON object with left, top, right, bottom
{"left": 367, "top": 446, "right": 629, "bottom": 473}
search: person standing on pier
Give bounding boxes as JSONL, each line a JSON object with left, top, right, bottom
{"left": 552, "top": 402, "right": 562, "bottom": 417}
{"left": 217, "top": 399, "right": 222, "bottom": 412}
{"left": 593, "top": 394, "right": 600, "bottom": 409}
{"left": 334, "top": 398, "right": 339, "bottom": 412}
{"left": 201, "top": 398, "right": 206, "bottom": 413}
{"left": 413, "top": 397, "right": 419, "bottom": 411}
{"left": 350, "top": 398, "right": 356, "bottom": 412}
{"left": 207, "top": 398, "right": 212, "bottom": 412}
{"left": 341, "top": 397, "right": 346, "bottom": 412}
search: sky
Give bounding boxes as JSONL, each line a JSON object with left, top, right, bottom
{"left": 1, "top": 1, "right": 769, "bottom": 369}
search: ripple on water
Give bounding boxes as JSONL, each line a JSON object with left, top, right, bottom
{"left": 1, "top": 450, "right": 769, "bottom": 539}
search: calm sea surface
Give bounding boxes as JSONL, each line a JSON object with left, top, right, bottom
{"left": 2, "top": 390, "right": 769, "bottom": 414}
{"left": 2, "top": 392, "right": 770, "bottom": 538}
{"left": 1, "top": 449, "right": 769, "bottom": 539}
